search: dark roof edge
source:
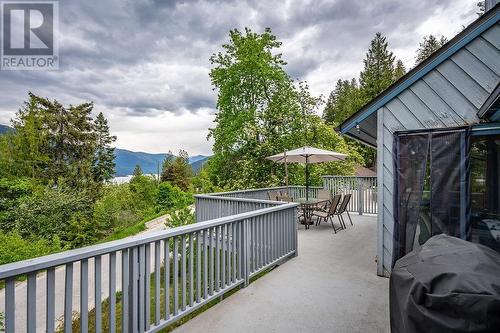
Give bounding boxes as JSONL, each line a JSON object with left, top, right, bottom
{"left": 338, "top": 3, "right": 500, "bottom": 135}
{"left": 478, "top": 82, "right": 500, "bottom": 119}
{"left": 344, "top": 131, "right": 377, "bottom": 149}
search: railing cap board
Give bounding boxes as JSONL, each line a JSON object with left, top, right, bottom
{"left": 194, "top": 194, "right": 285, "bottom": 205}
{"left": 0, "top": 202, "right": 297, "bottom": 280}
{"left": 322, "top": 175, "right": 377, "bottom": 178}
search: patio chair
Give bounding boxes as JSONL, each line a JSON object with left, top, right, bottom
{"left": 316, "top": 189, "right": 333, "bottom": 211}
{"left": 312, "top": 194, "right": 342, "bottom": 233}
{"left": 267, "top": 190, "right": 279, "bottom": 201}
{"left": 277, "top": 195, "right": 293, "bottom": 202}
{"left": 335, "top": 194, "right": 353, "bottom": 228}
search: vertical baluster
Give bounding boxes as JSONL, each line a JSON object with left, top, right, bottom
{"left": 131, "top": 247, "right": 138, "bottom": 332}
{"left": 232, "top": 223, "right": 237, "bottom": 283}
{"left": 64, "top": 263, "right": 73, "bottom": 333}
{"left": 196, "top": 231, "right": 202, "bottom": 303}
{"left": 283, "top": 210, "right": 287, "bottom": 255}
{"left": 260, "top": 215, "right": 264, "bottom": 268}
{"left": 255, "top": 217, "right": 260, "bottom": 270}
{"left": 173, "top": 237, "right": 179, "bottom": 316}
{"left": 154, "top": 241, "right": 161, "bottom": 325}
{"left": 215, "top": 226, "right": 220, "bottom": 292}
{"left": 27, "top": 272, "right": 36, "bottom": 333}
{"left": 145, "top": 244, "right": 151, "bottom": 331}
{"left": 282, "top": 211, "right": 286, "bottom": 256}
{"left": 121, "top": 251, "right": 128, "bottom": 333}
{"left": 285, "top": 210, "right": 289, "bottom": 254}
{"left": 251, "top": 218, "right": 255, "bottom": 273}
{"left": 80, "top": 259, "right": 88, "bottom": 332}
{"left": 203, "top": 230, "right": 208, "bottom": 298}
{"left": 46, "top": 268, "right": 55, "bottom": 333}
{"left": 94, "top": 257, "right": 103, "bottom": 332}
{"left": 237, "top": 222, "right": 242, "bottom": 280}
{"left": 181, "top": 235, "right": 187, "bottom": 311}
{"left": 109, "top": 252, "right": 117, "bottom": 333}
{"left": 5, "top": 278, "right": 15, "bottom": 333}
{"left": 209, "top": 228, "right": 214, "bottom": 295}
{"left": 189, "top": 233, "right": 194, "bottom": 306}
{"left": 222, "top": 224, "right": 226, "bottom": 287}
{"left": 263, "top": 214, "right": 268, "bottom": 265}
{"left": 275, "top": 211, "right": 278, "bottom": 259}
{"left": 138, "top": 246, "right": 145, "bottom": 332}
{"left": 164, "top": 239, "right": 170, "bottom": 320}
{"left": 227, "top": 223, "right": 231, "bottom": 285}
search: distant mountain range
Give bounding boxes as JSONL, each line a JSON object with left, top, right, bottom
{"left": 0, "top": 124, "right": 13, "bottom": 134}
{"left": 114, "top": 148, "right": 209, "bottom": 176}
{"left": 0, "top": 124, "right": 209, "bottom": 176}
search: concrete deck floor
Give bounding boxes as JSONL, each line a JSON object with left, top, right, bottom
{"left": 173, "top": 214, "right": 389, "bottom": 333}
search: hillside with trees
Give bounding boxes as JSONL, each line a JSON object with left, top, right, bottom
{"left": 0, "top": 94, "right": 196, "bottom": 265}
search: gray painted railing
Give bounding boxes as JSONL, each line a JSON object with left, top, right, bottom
{"left": 322, "top": 176, "right": 378, "bottom": 214}
{"left": 207, "top": 186, "right": 323, "bottom": 202}
{"left": 0, "top": 200, "right": 298, "bottom": 333}
{"left": 205, "top": 180, "right": 376, "bottom": 215}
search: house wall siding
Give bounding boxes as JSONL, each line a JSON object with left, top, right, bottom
{"left": 377, "top": 23, "right": 500, "bottom": 276}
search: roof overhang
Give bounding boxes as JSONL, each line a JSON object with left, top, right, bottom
{"left": 478, "top": 83, "right": 500, "bottom": 122}
{"left": 337, "top": 4, "right": 500, "bottom": 143}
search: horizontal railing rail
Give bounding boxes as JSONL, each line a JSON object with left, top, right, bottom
{"left": 0, "top": 200, "right": 298, "bottom": 333}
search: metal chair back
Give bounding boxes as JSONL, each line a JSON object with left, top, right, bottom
{"left": 317, "top": 189, "right": 332, "bottom": 200}
{"left": 337, "top": 193, "right": 352, "bottom": 214}
{"left": 328, "top": 194, "right": 342, "bottom": 215}
{"left": 267, "top": 190, "right": 279, "bottom": 201}
{"left": 277, "top": 195, "right": 293, "bottom": 202}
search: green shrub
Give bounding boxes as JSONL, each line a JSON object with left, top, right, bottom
{"left": 165, "top": 206, "right": 195, "bottom": 228}
{"left": 0, "top": 232, "right": 61, "bottom": 265}
{"left": 13, "top": 187, "right": 93, "bottom": 247}
{"left": 0, "top": 178, "right": 37, "bottom": 231}
{"left": 129, "top": 175, "right": 158, "bottom": 216}
{"left": 93, "top": 183, "right": 139, "bottom": 231}
{"left": 156, "top": 182, "right": 193, "bottom": 212}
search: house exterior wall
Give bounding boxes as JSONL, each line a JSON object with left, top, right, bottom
{"left": 377, "top": 23, "right": 500, "bottom": 276}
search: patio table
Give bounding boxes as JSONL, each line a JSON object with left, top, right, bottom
{"left": 295, "top": 197, "right": 329, "bottom": 229}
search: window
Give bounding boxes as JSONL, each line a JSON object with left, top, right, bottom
{"left": 470, "top": 134, "right": 500, "bottom": 251}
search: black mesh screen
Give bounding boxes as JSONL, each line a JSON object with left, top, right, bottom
{"left": 392, "top": 127, "right": 471, "bottom": 266}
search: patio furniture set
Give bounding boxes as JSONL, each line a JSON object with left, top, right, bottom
{"left": 268, "top": 189, "right": 352, "bottom": 233}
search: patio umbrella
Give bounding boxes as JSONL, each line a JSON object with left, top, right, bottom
{"left": 266, "top": 146, "right": 347, "bottom": 200}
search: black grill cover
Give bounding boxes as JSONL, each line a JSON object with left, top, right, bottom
{"left": 390, "top": 234, "right": 500, "bottom": 333}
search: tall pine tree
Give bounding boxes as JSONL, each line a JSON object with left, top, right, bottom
{"left": 394, "top": 60, "right": 406, "bottom": 81}
{"left": 92, "top": 112, "right": 116, "bottom": 182}
{"left": 359, "top": 32, "right": 396, "bottom": 100}
{"left": 322, "top": 79, "right": 364, "bottom": 125}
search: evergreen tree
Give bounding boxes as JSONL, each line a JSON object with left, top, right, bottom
{"left": 92, "top": 112, "right": 116, "bottom": 182}
{"left": 359, "top": 32, "right": 396, "bottom": 100}
{"left": 133, "top": 164, "right": 143, "bottom": 177}
{"left": 394, "top": 60, "right": 406, "bottom": 81}
{"left": 10, "top": 93, "right": 96, "bottom": 187}
{"left": 160, "top": 151, "right": 175, "bottom": 183}
{"left": 415, "top": 35, "right": 447, "bottom": 65}
{"left": 322, "top": 79, "right": 364, "bottom": 125}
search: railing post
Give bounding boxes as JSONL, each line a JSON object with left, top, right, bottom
{"left": 358, "top": 177, "right": 364, "bottom": 215}
{"left": 240, "top": 219, "right": 250, "bottom": 287}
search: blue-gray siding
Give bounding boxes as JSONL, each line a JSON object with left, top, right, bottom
{"left": 377, "top": 23, "right": 500, "bottom": 276}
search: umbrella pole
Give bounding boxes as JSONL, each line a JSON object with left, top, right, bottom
{"left": 305, "top": 155, "right": 309, "bottom": 201}
{"left": 284, "top": 151, "right": 289, "bottom": 192}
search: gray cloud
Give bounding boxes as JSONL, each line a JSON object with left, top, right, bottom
{"left": 0, "top": 0, "right": 477, "bottom": 154}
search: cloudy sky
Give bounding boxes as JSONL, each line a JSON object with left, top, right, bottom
{"left": 0, "top": 0, "right": 479, "bottom": 155}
